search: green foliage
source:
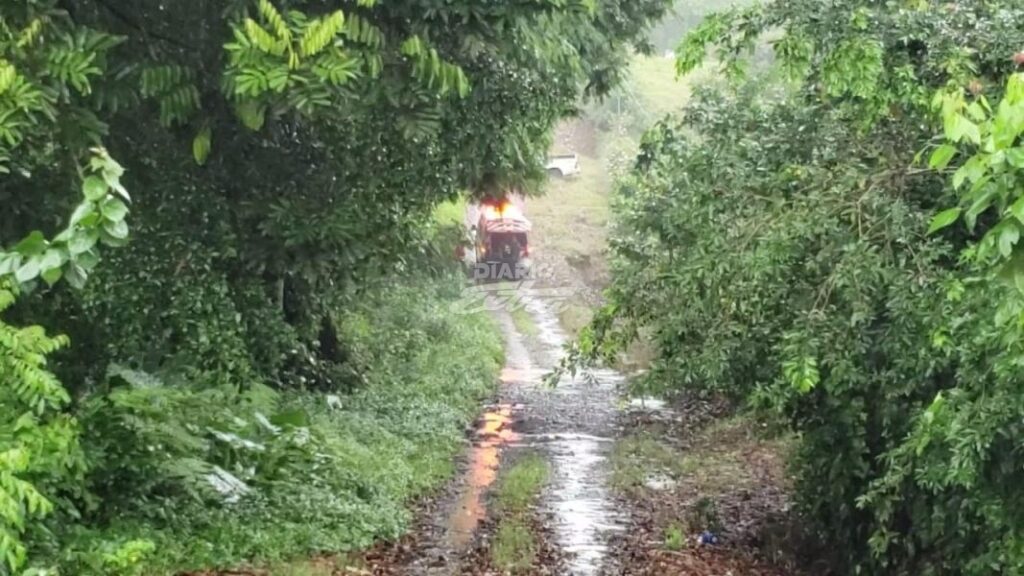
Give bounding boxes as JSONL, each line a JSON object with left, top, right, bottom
{"left": 646, "top": 0, "right": 745, "bottom": 52}
{"left": 663, "top": 524, "right": 685, "bottom": 551}
{"left": 491, "top": 454, "right": 547, "bottom": 573}
{"left": 0, "top": 282, "right": 84, "bottom": 573}
{"left": 0, "top": 149, "right": 127, "bottom": 290}
{"left": 491, "top": 521, "right": 535, "bottom": 572}
{"left": 589, "top": 1, "right": 1024, "bottom": 574}
{"left": 495, "top": 454, "right": 548, "bottom": 514}
{"left": 930, "top": 74, "right": 1024, "bottom": 264}
{"left": 41, "top": 277, "right": 502, "bottom": 573}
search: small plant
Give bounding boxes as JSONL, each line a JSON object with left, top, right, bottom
{"left": 664, "top": 524, "right": 686, "bottom": 551}
{"left": 99, "top": 540, "right": 156, "bottom": 576}
{"left": 0, "top": 281, "right": 84, "bottom": 573}
{"left": 687, "top": 497, "right": 722, "bottom": 534}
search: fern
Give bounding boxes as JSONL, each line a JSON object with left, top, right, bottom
{"left": 140, "top": 65, "right": 200, "bottom": 127}
{"left": 401, "top": 35, "right": 471, "bottom": 98}
{"left": 15, "top": 19, "right": 43, "bottom": 48}
{"left": 225, "top": 1, "right": 360, "bottom": 114}
{"left": 244, "top": 18, "right": 285, "bottom": 56}
{"left": 311, "top": 50, "right": 359, "bottom": 86}
{"left": 343, "top": 13, "right": 384, "bottom": 49}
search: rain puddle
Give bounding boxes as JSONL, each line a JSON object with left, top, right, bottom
{"left": 444, "top": 403, "right": 520, "bottom": 548}
{"left": 437, "top": 322, "right": 535, "bottom": 555}
{"left": 628, "top": 396, "right": 667, "bottom": 411}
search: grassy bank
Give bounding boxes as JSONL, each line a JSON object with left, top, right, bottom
{"left": 46, "top": 278, "right": 502, "bottom": 574}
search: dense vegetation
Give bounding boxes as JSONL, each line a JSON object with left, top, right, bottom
{"left": 591, "top": 1, "right": 1024, "bottom": 574}
{"left": 0, "top": 0, "right": 669, "bottom": 572}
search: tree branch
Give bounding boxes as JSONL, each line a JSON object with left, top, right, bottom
{"left": 92, "top": 0, "right": 190, "bottom": 50}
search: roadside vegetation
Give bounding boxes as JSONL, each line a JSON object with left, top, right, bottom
{"left": 610, "top": 413, "right": 795, "bottom": 560}
{"left": 589, "top": 1, "right": 1024, "bottom": 574}
{"left": 0, "top": 0, "right": 671, "bottom": 573}
{"left": 31, "top": 277, "right": 503, "bottom": 574}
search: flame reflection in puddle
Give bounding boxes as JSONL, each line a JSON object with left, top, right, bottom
{"left": 445, "top": 404, "right": 519, "bottom": 548}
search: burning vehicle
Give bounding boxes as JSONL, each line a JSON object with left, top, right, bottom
{"left": 464, "top": 197, "right": 532, "bottom": 281}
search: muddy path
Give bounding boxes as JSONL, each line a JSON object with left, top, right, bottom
{"left": 359, "top": 287, "right": 628, "bottom": 575}
{"left": 498, "top": 295, "right": 626, "bottom": 575}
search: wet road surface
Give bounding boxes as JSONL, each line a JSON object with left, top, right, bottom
{"left": 410, "top": 290, "right": 630, "bottom": 575}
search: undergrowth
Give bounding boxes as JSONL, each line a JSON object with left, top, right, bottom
{"left": 35, "top": 279, "right": 502, "bottom": 574}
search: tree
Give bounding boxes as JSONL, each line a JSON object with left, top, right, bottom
{"left": 588, "top": 0, "right": 1024, "bottom": 573}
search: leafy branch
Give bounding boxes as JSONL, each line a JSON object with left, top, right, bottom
{"left": 0, "top": 148, "right": 129, "bottom": 290}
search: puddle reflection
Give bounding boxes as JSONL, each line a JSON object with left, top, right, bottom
{"left": 445, "top": 404, "right": 519, "bottom": 548}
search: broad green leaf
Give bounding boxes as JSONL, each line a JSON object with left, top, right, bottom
{"left": 928, "top": 144, "right": 957, "bottom": 170}
{"left": 75, "top": 249, "right": 100, "bottom": 270}
{"left": 69, "top": 202, "right": 95, "bottom": 225}
{"left": 1007, "top": 147, "right": 1024, "bottom": 168}
{"left": 928, "top": 208, "right": 961, "bottom": 234}
{"left": 999, "top": 224, "right": 1021, "bottom": 258}
{"left": 1011, "top": 196, "right": 1024, "bottom": 224}
{"left": 39, "top": 249, "right": 64, "bottom": 272}
{"left": 103, "top": 219, "right": 129, "bottom": 240}
{"left": 12, "top": 231, "right": 46, "bottom": 256}
{"left": 100, "top": 197, "right": 129, "bottom": 222}
{"left": 14, "top": 256, "right": 41, "bottom": 283}
{"left": 0, "top": 253, "right": 21, "bottom": 276}
{"left": 965, "top": 187, "right": 995, "bottom": 231}
{"left": 947, "top": 114, "right": 981, "bottom": 144}
{"left": 82, "top": 175, "right": 107, "bottom": 201}
{"left": 40, "top": 266, "right": 62, "bottom": 286}
{"left": 952, "top": 155, "right": 988, "bottom": 190}
{"left": 65, "top": 264, "right": 87, "bottom": 290}
{"left": 193, "top": 125, "right": 212, "bottom": 166}
{"left": 68, "top": 231, "right": 98, "bottom": 255}
{"left": 104, "top": 172, "right": 130, "bottom": 201}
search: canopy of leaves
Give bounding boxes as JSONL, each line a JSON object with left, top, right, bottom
{"left": 0, "top": 0, "right": 669, "bottom": 384}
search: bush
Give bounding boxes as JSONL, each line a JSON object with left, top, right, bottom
{"left": 592, "top": 79, "right": 1024, "bottom": 574}
{"left": 591, "top": 1, "right": 1024, "bottom": 572}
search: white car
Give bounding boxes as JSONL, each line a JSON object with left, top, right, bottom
{"left": 545, "top": 154, "right": 580, "bottom": 178}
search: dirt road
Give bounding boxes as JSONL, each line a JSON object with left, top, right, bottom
{"left": 361, "top": 288, "right": 628, "bottom": 575}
